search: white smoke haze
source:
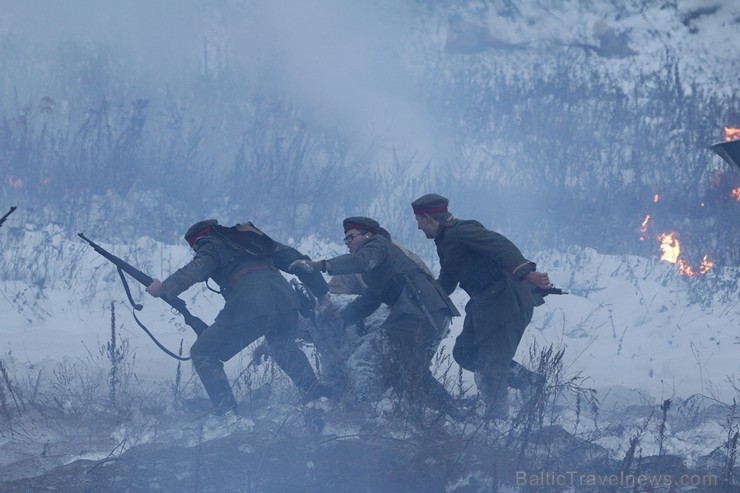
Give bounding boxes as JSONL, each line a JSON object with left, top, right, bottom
{"left": 2, "top": 0, "right": 451, "bottom": 173}
{"left": 0, "top": 1, "right": 739, "bottom": 489}
{"left": 233, "top": 0, "right": 449, "bottom": 169}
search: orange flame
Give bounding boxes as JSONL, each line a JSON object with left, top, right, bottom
{"left": 678, "top": 255, "right": 714, "bottom": 276}
{"left": 657, "top": 232, "right": 713, "bottom": 276}
{"left": 639, "top": 215, "right": 650, "bottom": 240}
{"left": 658, "top": 233, "right": 680, "bottom": 263}
{"left": 643, "top": 194, "right": 714, "bottom": 276}
{"left": 725, "top": 127, "right": 740, "bottom": 142}
{"left": 731, "top": 188, "right": 740, "bottom": 201}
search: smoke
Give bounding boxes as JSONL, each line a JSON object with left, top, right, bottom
{"left": 1, "top": 0, "right": 450, "bottom": 171}
{"left": 231, "top": 0, "right": 449, "bottom": 169}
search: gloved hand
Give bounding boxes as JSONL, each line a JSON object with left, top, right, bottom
{"left": 289, "top": 259, "right": 326, "bottom": 275}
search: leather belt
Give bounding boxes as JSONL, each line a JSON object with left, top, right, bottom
{"left": 228, "top": 261, "right": 275, "bottom": 289}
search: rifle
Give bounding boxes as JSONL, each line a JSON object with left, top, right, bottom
{"left": 402, "top": 273, "right": 446, "bottom": 334}
{"left": 78, "top": 233, "right": 208, "bottom": 359}
{"left": 290, "top": 279, "right": 345, "bottom": 354}
{"left": 0, "top": 206, "right": 17, "bottom": 228}
{"left": 290, "top": 279, "right": 350, "bottom": 386}
{"left": 534, "top": 286, "right": 569, "bottom": 296}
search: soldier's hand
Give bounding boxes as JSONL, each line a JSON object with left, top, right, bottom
{"left": 289, "top": 259, "right": 326, "bottom": 275}
{"left": 316, "top": 293, "right": 332, "bottom": 308}
{"left": 525, "top": 271, "right": 551, "bottom": 289}
{"left": 146, "top": 278, "right": 164, "bottom": 298}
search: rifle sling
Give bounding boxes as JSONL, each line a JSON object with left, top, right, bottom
{"left": 116, "top": 267, "right": 191, "bottom": 361}
{"left": 117, "top": 267, "right": 143, "bottom": 311}
{"left": 130, "top": 308, "right": 191, "bottom": 361}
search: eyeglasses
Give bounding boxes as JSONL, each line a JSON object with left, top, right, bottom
{"left": 343, "top": 232, "right": 364, "bottom": 244}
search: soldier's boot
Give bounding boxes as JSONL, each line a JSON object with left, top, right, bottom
{"left": 270, "top": 338, "right": 333, "bottom": 403}
{"left": 475, "top": 371, "right": 509, "bottom": 420}
{"left": 421, "top": 373, "right": 465, "bottom": 420}
{"left": 194, "top": 361, "right": 238, "bottom": 416}
{"left": 302, "top": 382, "right": 334, "bottom": 404}
{"left": 507, "top": 360, "right": 545, "bottom": 401}
{"left": 486, "top": 392, "right": 510, "bottom": 421}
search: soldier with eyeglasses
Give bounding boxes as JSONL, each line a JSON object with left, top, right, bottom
{"left": 290, "top": 217, "right": 461, "bottom": 419}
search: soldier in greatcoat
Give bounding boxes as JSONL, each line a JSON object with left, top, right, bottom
{"left": 411, "top": 194, "right": 551, "bottom": 419}
{"left": 146, "top": 219, "right": 332, "bottom": 415}
{"left": 290, "top": 217, "right": 460, "bottom": 418}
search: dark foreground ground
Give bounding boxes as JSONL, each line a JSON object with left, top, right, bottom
{"left": 1, "top": 391, "right": 736, "bottom": 493}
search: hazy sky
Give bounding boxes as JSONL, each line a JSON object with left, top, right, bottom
{"left": 2, "top": 0, "right": 449, "bottom": 170}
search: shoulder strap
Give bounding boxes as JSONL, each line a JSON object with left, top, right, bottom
{"left": 212, "top": 222, "right": 277, "bottom": 257}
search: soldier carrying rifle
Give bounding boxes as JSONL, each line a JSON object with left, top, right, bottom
{"left": 146, "top": 219, "right": 333, "bottom": 415}
{"left": 411, "top": 193, "right": 557, "bottom": 420}
{"left": 289, "top": 216, "right": 461, "bottom": 419}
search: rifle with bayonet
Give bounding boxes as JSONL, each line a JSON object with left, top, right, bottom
{"left": 78, "top": 233, "right": 207, "bottom": 359}
{"left": 0, "top": 206, "right": 17, "bottom": 228}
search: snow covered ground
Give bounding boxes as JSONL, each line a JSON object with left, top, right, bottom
{"left": 3, "top": 226, "right": 737, "bottom": 409}
{"left": 1, "top": 224, "right": 738, "bottom": 490}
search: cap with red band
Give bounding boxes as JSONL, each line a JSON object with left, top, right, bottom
{"left": 343, "top": 216, "right": 380, "bottom": 234}
{"left": 184, "top": 219, "right": 218, "bottom": 246}
{"left": 411, "top": 193, "right": 449, "bottom": 215}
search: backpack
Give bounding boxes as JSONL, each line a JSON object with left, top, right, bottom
{"left": 212, "top": 222, "right": 277, "bottom": 257}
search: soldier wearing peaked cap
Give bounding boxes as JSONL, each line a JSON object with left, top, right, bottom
{"left": 411, "top": 193, "right": 552, "bottom": 420}
{"left": 146, "top": 219, "right": 333, "bottom": 415}
{"left": 328, "top": 225, "right": 434, "bottom": 295}
{"left": 290, "top": 216, "right": 461, "bottom": 419}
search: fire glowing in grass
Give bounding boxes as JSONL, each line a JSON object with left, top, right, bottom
{"left": 724, "top": 127, "right": 740, "bottom": 141}
{"left": 639, "top": 215, "right": 651, "bottom": 240}
{"left": 641, "top": 194, "right": 714, "bottom": 276}
{"left": 657, "top": 232, "right": 714, "bottom": 276}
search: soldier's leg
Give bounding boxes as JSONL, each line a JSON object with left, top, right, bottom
{"left": 474, "top": 336, "right": 510, "bottom": 419}
{"left": 387, "top": 313, "right": 458, "bottom": 416}
{"left": 507, "top": 360, "right": 545, "bottom": 395}
{"left": 264, "top": 310, "right": 330, "bottom": 402}
{"left": 417, "top": 312, "right": 460, "bottom": 416}
{"left": 190, "top": 317, "right": 263, "bottom": 415}
{"left": 346, "top": 330, "right": 389, "bottom": 403}
{"left": 452, "top": 308, "right": 478, "bottom": 372}
{"left": 304, "top": 313, "right": 350, "bottom": 394}
{"left": 474, "top": 312, "right": 527, "bottom": 419}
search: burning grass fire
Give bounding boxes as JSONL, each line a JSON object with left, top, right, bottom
{"left": 640, "top": 195, "right": 714, "bottom": 276}
{"left": 710, "top": 126, "right": 740, "bottom": 173}
{"left": 724, "top": 126, "right": 740, "bottom": 141}
{"left": 656, "top": 232, "right": 714, "bottom": 276}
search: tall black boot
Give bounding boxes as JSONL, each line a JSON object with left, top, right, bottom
{"left": 507, "top": 360, "right": 545, "bottom": 400}
{"left": 194, "top": 361, "right": 238, "bottom": 415}
{"left": 270, "top": 339, "right": 332, "bottom": 402}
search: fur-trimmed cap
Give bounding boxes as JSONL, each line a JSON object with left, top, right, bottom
{"left": 411, "top": 193, "right": 449, "bottom": 215}
{"left": 343, "top": 216, "right": 380, "bottom": 234}
{"left": 184, "top": 219, "right": 218, "bottom": 246}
